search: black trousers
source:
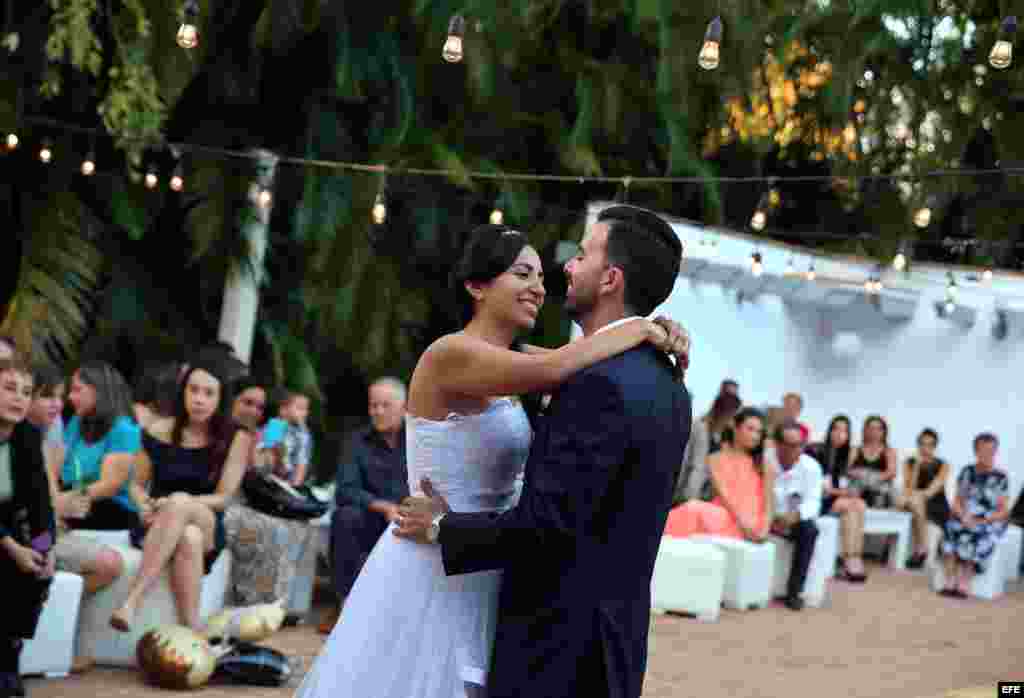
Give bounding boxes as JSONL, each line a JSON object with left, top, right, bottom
{"left": 781, "top": 519, "right": 819, "bottom": 598}
{"left": 330, "top": 505, "right": 389, "bottom": 599}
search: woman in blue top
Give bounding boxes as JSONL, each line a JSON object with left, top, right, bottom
{"left": 112, "top": 359, "right": 251, "bottom": 633}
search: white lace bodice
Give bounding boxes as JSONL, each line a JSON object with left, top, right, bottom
{"left": 405, "top": 398, "right": 532, "bottom": 513}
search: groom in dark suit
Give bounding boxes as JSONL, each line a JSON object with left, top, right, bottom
{"left": 396, "top": 205, "right": 691, "bottom": 698}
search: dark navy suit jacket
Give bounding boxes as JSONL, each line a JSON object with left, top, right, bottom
{"left": 438, "top": 344, "right": 691, "bottom": 698}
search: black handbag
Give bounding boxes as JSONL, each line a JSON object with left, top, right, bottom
{"left": 213, "top": 641, "right": 294, "bottom": 687}
{"left": 241, "top": 471, "right": 329, "bottom": 521}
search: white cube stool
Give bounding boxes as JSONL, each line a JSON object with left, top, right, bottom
{"left": 771, "top": 516, "right": 839, "bottom": 608}
{"left": 690, "top": 535, "right": 775, "bottom": 610}
{"left": 929, "top": 523, "right": 1023, "bottom": 600}
{"left": 863, "top": 509, "right": 912, "bottom": 569}
{"left": 651, "top": 538, "right": 726, "bottom": 622}
{"left": 68, "top": 529, "right": 232, "bottom": 666}
{"left": 20, "top": 571, "right": 85, "bottom": 677}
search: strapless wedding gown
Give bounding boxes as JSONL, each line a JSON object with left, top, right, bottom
{"left": 295, "top": 398, "right": 531, "bottom": 698}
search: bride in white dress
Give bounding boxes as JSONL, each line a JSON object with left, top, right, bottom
{"left": 295, "top": 224, "right": 678, "bottom": 698}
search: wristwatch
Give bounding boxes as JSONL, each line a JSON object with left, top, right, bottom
{"left": 426, "top": 512, "right": 446, "bottom": 544}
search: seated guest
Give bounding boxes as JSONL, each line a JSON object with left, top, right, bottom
{"left": 0, "top": 357, "right": 57, "bottom": 697}
{"left": 26, "top": 364, "right": 66, "bottom": 506}
{"left": 939, "top": 432, "right": 1010, "bottom": 598}
{"left": 847, "top": 415, "right": 898, "bottom": 509}
{"left": 673, "top": 389, "right": 710, "bottom": 505}
{"left": 665, "top": 407, "right": 775, "bottom": 543}
{"left": 781, "top": 392, "right": 811, "bottom": 443}
{"left": 228, "top": 377, "right": 277, "bottom": 469}
{"left": 267, "top": 390, "right": 313, "bottom": 486}
{"left": 111, "top": 360, "right": 251, "bottom": 632}
{"left": 132, "top": 361, "right": 181, "bottom": 430}
{"left": 320, "top": 377, "right": 410, "bottom": 634}
{"left": 805, "top": 415, "right": 867, "bottom": 582}
{"left": 894, "top": 428, "right": 951, "bottom": 568}
{"left": 766, "top": 419, "right": 822, "bottom": 610}
{"left": 703, "top": 391, "right": 742, "bottom": 459}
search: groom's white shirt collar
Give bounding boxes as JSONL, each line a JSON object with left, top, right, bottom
{"left": 593, "top": 316, "right": 643, "bottom": 336}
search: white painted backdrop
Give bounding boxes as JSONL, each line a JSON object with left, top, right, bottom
{"left": 578, "top": 202, "right": 1024, "bottom": 501}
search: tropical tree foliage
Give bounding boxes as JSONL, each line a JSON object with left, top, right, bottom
{"left": 1, "top": 0, "right": 1022, "bottom": 415}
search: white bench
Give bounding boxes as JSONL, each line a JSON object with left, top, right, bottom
{"left": 67, "top": 529, "right": 232, "bottom": 666}
{"left": 863, "top": 509, "right": 912, "bottom": 570}
{"left": 770, "top": 516, "right": 839, "bottom": 608}
{"left": 689, "top": 535, "right": 775, "bottom": 610}
{"left": 651, "top": 538, "right": 726, "bottom": 622}
{"left": 20, "top": 571, "right": 84, "bottom": 677}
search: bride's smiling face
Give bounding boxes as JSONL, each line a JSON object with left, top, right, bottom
{"left": 467, "top": 246, "right": 546, "bottom": 331}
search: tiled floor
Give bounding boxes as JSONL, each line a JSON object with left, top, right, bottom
{"left": 22, "top": 569, "right": 1024, "bottom": 698}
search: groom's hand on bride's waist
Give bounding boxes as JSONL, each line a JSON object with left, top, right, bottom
{"left": 394, "top": 477, "right": 450, "bottom": 544}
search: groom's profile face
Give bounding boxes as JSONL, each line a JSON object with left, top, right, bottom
{"left": 564, "top": 222, "right": 610, "bottom": 318}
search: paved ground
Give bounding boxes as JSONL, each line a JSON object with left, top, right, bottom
{"left": 23, "top": 565, "right": 1024, "bottom": 698}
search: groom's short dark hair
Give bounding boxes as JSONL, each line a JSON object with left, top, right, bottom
{"left": 597, "top": 205, "right": 682, "bottom": 316}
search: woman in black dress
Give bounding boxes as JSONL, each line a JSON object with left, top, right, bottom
{"left": 0, "top": 358, "right": 56, "bottom": 696}
{"left": 110, "top": 359, "right": 251, "bottom": 632}
{"left": 894, "top": 428, "right": 951, "bottom": 568}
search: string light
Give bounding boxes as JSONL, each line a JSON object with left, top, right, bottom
{"left": 80, "top": 152, "right": 95, "bottom": 176}
{"left": 371, "top": 191, "right": 387, "bottom": 224}
{"left": 944, "top": 299, "right": 956, "bottom": 314}
{"left": 698, "top": 16, "right": 723, "bottom": 70}
{"left": 177, "top": 0, "right": 199, "bottom": 49}
{"left": 144, "top": 168, "right": 158, "bottom": 189}
{"left": 893, "top": 241, "right": 908, "bottom": 271}
{"left": 913, "top": 205, "right": 932, "bottom": 228}
{"left": 38, "top": 140, "right": 52, "bottom": 163}
{"left": 805, "top": 263, "right": 816, "bottom": 281}
{"left": 982, "top": 268, "right": 993, "bottom": 282}
{"left": 443, "top": 15, "right": 465, "bottom": 63}
{"left": 946, "top": 272, "right": 959, "bottom": 301}
{"left": 489, "top": 206, "right": 504, "bottom": 225}
{"left": 750, "top": 251, "right": 763, "bottom": 277}
{"left": 257, "top": 188, "right": 272, "bottom": 209}
{"left": 5, "top": 132, "right": 17, "bottom": 149}
{"left": 786, "top": 257, "right": 795, "bottom": 274}
{"left": 169, "top": 166, "right": 184, "bottom": 192}
{"left": 989, "top": 16, "right": 1016, "bottom": 69}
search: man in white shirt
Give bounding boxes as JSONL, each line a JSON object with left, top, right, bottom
{"left": 767, "top": 418, "right": 822, "bottom": 610}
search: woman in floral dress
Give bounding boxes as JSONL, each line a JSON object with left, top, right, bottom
{"left": 939, "top": 432, "right": 1011, "bottom": 597}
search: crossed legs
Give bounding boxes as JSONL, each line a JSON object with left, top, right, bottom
{"left": 111, "top": 493, "right": 216, "bottom": 632}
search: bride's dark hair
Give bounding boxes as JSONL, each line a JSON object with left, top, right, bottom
{"left": 452, "top": 224, "right": 531, "bottom": 327}
{"left": 451, "top": 223, "right": 544, "bottom": 424}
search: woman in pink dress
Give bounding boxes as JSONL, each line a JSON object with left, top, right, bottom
{"left": 665, "top": 408, "right": 775, "bottom": 542}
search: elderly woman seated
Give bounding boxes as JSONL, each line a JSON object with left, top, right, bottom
{"left": 665, "top": 408, "right": 775, "bottom": 543}
{"left": 938, "top": 432, "right": 1011, "bottom": 598}
{"left": 110, "top": 359, "right": 251, "bottom": 632}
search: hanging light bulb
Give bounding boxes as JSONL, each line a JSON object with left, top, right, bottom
{"left": 38, "top": 141, "right": 52, "bottom": 163}
{"left": 257, "top": 188, "right": 272, "bottom": 209}
{"left": 169, "top": 166, "right": 184, "bottom": 192}
{"left": 443, "top": 15, "right": 466, "bottom": 63}
{"left": 177, "top": 0, "right": 200, "bottom": 49}
{"left": 144, "top": 169, "right": 158, "bottom": 189}
{"left": 989, "top": 16, "right": 1016, "bottom": 70}
{"left": 489, "top": 207, "right": 504, "bottom": 225}
{"left": 982, "top": 268, "right": 993, "bottom": 282}
{"left": 750, "top": 251, "right": 763, "bottom": 277}
{"left": 944, "top": 300, "right": 956, "bottom": 314}
{"left": 786, "top": 257, "right": 795, "bottom": 274}
{"left": 371, "top": 191, "right": 387, "bottom": 224}
{"left": 698, "top": 16, "right": 723, "bottom": 70}
{"left": 893, "top": 250, "right": 907, "bottom": 271}
{"left": 80, "top": 152, "right": 96, "bottom": 176}
{"left": 5, "top": 132, "right": 17, "bottom": 149}
{"left": 913, "top": 205, "right": 932, "bottom": 228}
{"left": 750, "top": 209, "right": 767, "bottom": 231}
{"left": 805, "top": 263, "right": 816, "bottom": 281}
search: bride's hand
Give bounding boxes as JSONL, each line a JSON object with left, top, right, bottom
{"left": 650, "top": 316, "right": 690, "bottom": 378}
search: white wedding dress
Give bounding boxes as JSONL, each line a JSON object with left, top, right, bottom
{"left": 295, "top": 398, "right": 532, "bottom": 698}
